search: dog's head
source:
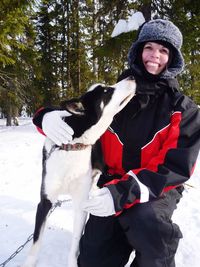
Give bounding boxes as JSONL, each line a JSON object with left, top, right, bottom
{"left": 61, "top": 77, "right": 136, "bottom": 143}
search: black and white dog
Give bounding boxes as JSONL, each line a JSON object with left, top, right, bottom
{"left": 22, "top": 78, "right": 136, "bottom": 267}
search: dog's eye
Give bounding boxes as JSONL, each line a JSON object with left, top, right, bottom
{"left": 104, "top": 87, "right": 113, "bottom": 93}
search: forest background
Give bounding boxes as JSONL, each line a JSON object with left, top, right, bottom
{"left": 0, "top": 0, "right": 199, "bottom": 126}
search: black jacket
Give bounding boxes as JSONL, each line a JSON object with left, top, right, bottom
{"left": 98, "top": 70, "right": 200, "bottom": 215}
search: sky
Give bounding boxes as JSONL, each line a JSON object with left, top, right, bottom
{"left": 0, "top": 117, "right": 200, "bottom": 267}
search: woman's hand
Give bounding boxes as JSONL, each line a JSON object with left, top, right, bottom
{"left": 42, "top": 110, "right": 74, "bottom": 146}
{"left": 81, "top": 187, "right": 115, "bottom": 217}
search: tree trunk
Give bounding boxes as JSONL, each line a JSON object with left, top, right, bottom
{"left": 92, "top": 0, "right": 99, "bottom": 80}
{"left": 140, "top": 0, "right": 152, "bottom": 21}
{"left": 6, "top": 105, "right": 12, "bottom": 126}
{"left": 76, "top": 0, "right": 81, "bottom": 93}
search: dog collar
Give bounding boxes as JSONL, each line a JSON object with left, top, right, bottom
{"left": 60, "top": 143, "right": 89, "bottom": 151}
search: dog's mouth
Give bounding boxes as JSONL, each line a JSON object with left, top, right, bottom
{"left": 120, "top": 93, "right": 134, "bottom": 106}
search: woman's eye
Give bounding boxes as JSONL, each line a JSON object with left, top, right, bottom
{"left": 161, "top": 48, "right": 169, "bottom": 54}
{"left": 144, "top": 45, "right": 151, "bottom": 49}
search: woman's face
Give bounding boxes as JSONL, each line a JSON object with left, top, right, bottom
{"left": 142, "top": 42, "right": 170, "bottom": 75}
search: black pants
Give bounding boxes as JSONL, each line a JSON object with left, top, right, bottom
{"left": 78, "top": 188, "right": 183, "bottom": 267}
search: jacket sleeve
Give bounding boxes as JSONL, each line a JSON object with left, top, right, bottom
{"left": 105, "top": 99, "right": 200, "bottom": 215}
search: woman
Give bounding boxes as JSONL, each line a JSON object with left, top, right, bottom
{"left": 33, "top": 19, "right": 200, "bottom": 267}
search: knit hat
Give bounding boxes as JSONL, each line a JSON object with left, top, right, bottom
{"left": 128, "top": 19, "right": 184, "bottom": 78}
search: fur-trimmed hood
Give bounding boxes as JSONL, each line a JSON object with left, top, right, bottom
{"left": 128, "top": 19, "right": 184, "bottom": 79}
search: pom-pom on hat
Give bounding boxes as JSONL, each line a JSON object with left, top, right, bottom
{"left": 128, "top": 19, "right": 184, "bottom": 78}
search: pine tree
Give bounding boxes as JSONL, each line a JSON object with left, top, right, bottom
{"left": 0, "top": 0, "right": 36, "bottom": 125}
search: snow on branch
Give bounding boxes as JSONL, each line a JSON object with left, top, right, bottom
{"left": 111, "top": 12, "right": 145, "bottom": 38}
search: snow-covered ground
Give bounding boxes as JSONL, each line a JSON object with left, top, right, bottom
{"left": 0, "top": 117, "right": 200, "bottom": 267}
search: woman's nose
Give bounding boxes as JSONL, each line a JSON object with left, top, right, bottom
{"left": 151, "top": 49, "right": 160, "bottom": 58}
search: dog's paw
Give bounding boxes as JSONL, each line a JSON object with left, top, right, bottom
{"left": 21, "top": 257, "right": 37, "bottom": 267}
{"left": 21, "top": 263, "right": 36, "bottom": 267}
{"left": 21, "top": 264, "right": 36, "bottom": 267}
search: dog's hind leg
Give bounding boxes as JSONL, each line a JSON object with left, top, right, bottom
{"left": 33, "top": 197, "right": 52, "bottom": 242}
{"left": 21, "top": 197, "right": 52, "bottom": 267}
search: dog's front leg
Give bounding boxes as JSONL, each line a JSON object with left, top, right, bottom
{"left": 68, "top": 177, "right": 91, "bottom": 267}
{"left": 68, "top": 209, "right": 88, "bottom": 267}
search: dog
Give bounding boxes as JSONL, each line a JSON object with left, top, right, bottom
{"left": 22, "top": 77, "right": 136, "bottom": 267}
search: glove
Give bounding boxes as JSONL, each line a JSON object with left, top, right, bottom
{"left": 81, "top": 187, "right": 115, "bottom": 217}
{"left": 42, "top": 110, "right": 74, "bottom": 146}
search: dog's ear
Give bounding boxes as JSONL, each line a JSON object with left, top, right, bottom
{"left": 61, "top": 100, "right": 85, "bottom": 115}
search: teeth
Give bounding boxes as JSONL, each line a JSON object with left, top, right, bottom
{"left": 147, "top": 62, "right": 158, "bottom": 67}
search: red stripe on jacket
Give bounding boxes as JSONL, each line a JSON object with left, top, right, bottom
{"left": 101, "top": 112, "right": 182, "bottom": 180}
{"left": 140, "top": 111, "right": 182, "bottom": 172}
{"left": 100, "top": 129, "right": 125, "bottom": 176}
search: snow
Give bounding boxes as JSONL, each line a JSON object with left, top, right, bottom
{"left": 0, "top": 117, "right": 200, "bottom": 267}
{"left": 111, "top": 12, "right": 145, "bottom": 37}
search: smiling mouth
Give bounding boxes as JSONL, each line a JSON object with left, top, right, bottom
{"left": 146, "top": 62, "right": 159, "bottom": 67}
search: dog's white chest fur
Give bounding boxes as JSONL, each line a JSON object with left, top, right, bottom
{"left": 44, "top": 138, "right": 92, "bottom": 202}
